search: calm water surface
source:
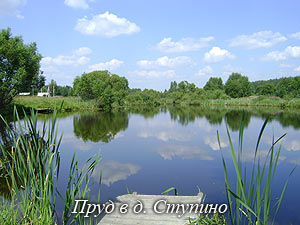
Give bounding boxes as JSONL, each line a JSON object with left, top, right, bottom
{"left": 2, "top": 106, "right": 300, "bottom": 224}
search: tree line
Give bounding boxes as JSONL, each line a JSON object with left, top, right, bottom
{"left": 1, "top": 27, "right": 300, "bottom": 111}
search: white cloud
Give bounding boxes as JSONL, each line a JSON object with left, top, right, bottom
{"left": 154, "top": 144, "right": 214, "bottom": 160}
{"left": 88, "top": 59, "right": 124, "bottom": 71}
{"left": 64, "top": 0, "right": 89, "bottom": 9}
{"left": 41, "top": 47, "right": 92, "bottom": 67}
{"left": 262, "top": 46, "right": 300, "bottom": 61}
{"left": 295, "top": 66, "right": 300, "bottom": 72}
{"left": 279, "top": 64, "right": 294, "bottom": 68}
{"left": 73, "top": 47, "right": 92, "bottom": 56}
{"left": 156, "top": 37, "right": 214, "bottom": 53}
{"left": 195, "top": 66, "right": 214, "bottom": 77}
{"left": 0, "top": 0, "right": 26, "bottom": 18}
{"left": 229, "top": 31, "right": 287, "bottom": 49}
{"left": 90, "top": 161, "right": 140, "bottom": 187}
{"left": 129, "top": 70, "right": 176, "bottom": 78}
{"left": 289, "top": 32, "right": 300, "bottom": 39}
{"left": 204, "top": 47, "right": 235, "bottom": 63}
{"left": 137, "top": 56, "right": 193, "bottom": 69}
{"left": 75, "top": 11, "right": 140, "bottom": 37}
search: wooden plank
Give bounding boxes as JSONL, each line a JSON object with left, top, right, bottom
{"left": 99, "top": 192, "right": 203, "bottom": 225}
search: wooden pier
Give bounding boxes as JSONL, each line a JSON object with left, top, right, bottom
{"left": 98, "top": 192, "right": 203, "bottom": 225}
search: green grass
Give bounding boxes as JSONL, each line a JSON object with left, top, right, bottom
{"left": 199, "top": 96, "right": 300, "bottom": 109}
{"left": 12, "top": 96, "right": 300, "bottom": 114}
{"left": 219, "top": 114, "right": 296, "bottom": 225}
{"left": 13, "top": 96, "right": 96, "bottom": 112}
{"left": 0, "top": 107, "right": 101, "bottom": 224}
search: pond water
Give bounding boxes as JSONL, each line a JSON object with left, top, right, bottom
{"left": 2, "top": 106, "right": 300, "bottom": 224}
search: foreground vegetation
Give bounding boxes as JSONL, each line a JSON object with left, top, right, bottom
{"left": 219, "top": 116, "right": 296, "bottom": 224}
{"left": 0, "top": 108, "right": 101, "bottom": 224}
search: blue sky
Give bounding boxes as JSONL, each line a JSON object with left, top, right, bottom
{"left": 1, "top": 0, "right": 300, "bottom": 91}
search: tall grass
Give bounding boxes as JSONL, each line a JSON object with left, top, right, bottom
{"left": 0, "top": 107, "right": 101, "bottom": 224}
{"left": 219, "top": 114, "right": 296, "bottom": 225}
{"left": 13, "top": 96, "right": 96, "bottom": 111}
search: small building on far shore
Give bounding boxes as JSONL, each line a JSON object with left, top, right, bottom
{"left": 18, "top": 92, "right": 31, "bottom": 96}
{"left": 37, "top": 92, "right": 49, "bottom": 97}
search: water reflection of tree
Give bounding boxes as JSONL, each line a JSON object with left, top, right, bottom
{"left": 73, "top": 111, "right": 129, "bottom": 143}
{"left": 225, "top": 110, "right": 251, "bottom": 131}
{"left": 168, "top": 106, "right": 225, "bottom": 126}
{"left": 276, "top": 112, "right": 300, "bottom": 129}
{"left": 127, "top": 106, "right": 162, "bottom": 119}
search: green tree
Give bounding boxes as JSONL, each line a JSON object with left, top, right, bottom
{"left": 0, "top": 28, "right": 42, "bottom": 108}
{"left": 204, "top": 77, "right": 224, "bottom": 91}
{"left": 33, "top": 73, "right": 46, "bottom": 94}
{"left": 225, "top": 73, "right": 253, "bottom": 98}
{"left": 74, "top": 70, "right": 129, "bottom": 109}
{"left": 168, "top": 81, "right": 178, "bottom": 93}
{"left": 256, "top": 83, "right": 275, "bottom": 96}
{"left": 276, "top": 77, "right": 296, "bottom": 98}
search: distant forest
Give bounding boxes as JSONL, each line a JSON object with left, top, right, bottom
{"left": 56, "top": 70, "right": 300, "bottom": 108}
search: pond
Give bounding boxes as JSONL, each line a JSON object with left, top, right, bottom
{"left": 1, "top": 105, "right": 300, "bottom": 224}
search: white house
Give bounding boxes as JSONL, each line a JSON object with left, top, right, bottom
{"left": 18, "top": 92, "right": 31, "bottom": 96}
{"left": 37, "top": 92, "right": 49, "bottom": 97}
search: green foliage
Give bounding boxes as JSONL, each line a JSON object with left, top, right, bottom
{"left": 255, "top": 83, "right": 275, "bottom": 96}
{"left": 72, "top": 70, "right": 129, "bottom": 109}
{"left": 13, "top": 96, "right": 95, "bottom": 111}
{"left": 188, "top": 213, "right": 226, "bottom": 225}
{"left": 168, "top": 80, "right": 196, "bottom": 93}
{"left": 252, "top": 78, "right": 282, "bottom": 91}
{"left": 42, "top": 80, "right": 72, "bottom": 97}
{"left": 0, "top": 28, "right": 42, "bottom": 108}
{"left": 0, "top": 108, "right": 101, "bottom": 224}
{"left": 220, "top": 116, "right": 296, "bottom": 225}
{"left": 253, "top": 76, "right": 300, "bottom": 98}
{"left": 204, "top": 77, "right": 224, "bottom": 91}
{"left": 225, "top": 73, "right": 253, "bottom": 98}
{"left": 126, "top": 89, "right": 161, "bottom": 106}
{"left": 275, "top": 77, "right": 297, "bottom": 98}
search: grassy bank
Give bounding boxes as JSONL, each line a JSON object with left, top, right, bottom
{"left": 12, "top": 95, "right": 300, "bottom": 115}
{"left": 196, "top": 96, "right": 300, "bottom": 108}
{"left": 13, "top": 96, "right": 96, "bottom": 112}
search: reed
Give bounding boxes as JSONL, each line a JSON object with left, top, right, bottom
{"left": 0, "top": 107, "right": 101, "bottom": 224}
{"left": 219, "top": 114, "right": 296, "bottom": 225}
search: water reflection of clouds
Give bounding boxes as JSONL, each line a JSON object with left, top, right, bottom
{"left": 137, "top": 117, "right": 195, "bottom": 142}
{"left": 90, "top": 161, "right": 140, "bottom": 187}
{"left": 154, "top": 144, "right": 214, "bottom": 160}
{"left": 197, "top": 119, "right": 213, "bottom": 132}
{"left": 61, "top": 133, "right": 93, "bottom": 151}
{"left": 240, "top": 148, "right": 286, "bottom": 163}
{"left": 204, "top": 135, "right": 228, "bottom": 151}
{"left": 139, "top": 130, "right": 192, "bottom": 142}
{"left": 283, "top": 139, "right": 300, "bottom": 151}
{"left": 263, "top": 134, "right": 300, "bottom": 152}
{"left": 114, "top": 132, "right": 124, "bottom": 139}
